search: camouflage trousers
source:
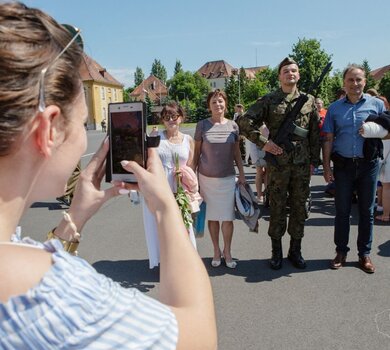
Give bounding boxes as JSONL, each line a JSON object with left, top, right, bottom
{"left": 267, "top": 162, "right": 311, "bottom": 240}
{"left": 64, "top": 162, "right": 81, "bottom": 200}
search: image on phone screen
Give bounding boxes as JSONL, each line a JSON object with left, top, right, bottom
{"left": 110, "top": 110, "right": 144, "bottom": 176}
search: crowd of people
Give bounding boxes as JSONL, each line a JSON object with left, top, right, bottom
{"left": 1, "top": 1, "right": 390, "bottom": 348}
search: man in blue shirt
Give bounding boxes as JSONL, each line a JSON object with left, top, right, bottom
{"left": 322, "top": 64, "right": 385, "bottom": 273}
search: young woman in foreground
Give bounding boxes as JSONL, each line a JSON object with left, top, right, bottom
{"left": 0, "top": 3, "right": 216, "bottom": 349}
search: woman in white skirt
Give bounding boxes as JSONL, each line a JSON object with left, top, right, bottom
{"left": 142, "top": 101, "right": 197, "bottom": 268}
{"left": 192, "top": 90, "right": 246, "bottom": 268}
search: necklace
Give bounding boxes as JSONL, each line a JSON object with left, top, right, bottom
{"left": 165, "top": 131, "right": 183, "bottom": 143}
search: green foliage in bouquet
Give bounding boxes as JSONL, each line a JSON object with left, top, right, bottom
{"left": 174, "top": 153, "right": 193, "bottom": 229}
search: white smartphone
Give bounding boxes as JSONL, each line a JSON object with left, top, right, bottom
{"left": 106, "top": 102, "right": 147, "bottom": 183}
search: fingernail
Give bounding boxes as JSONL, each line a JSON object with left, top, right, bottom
{"left": 121, "top": 160, "right": 129, "bottom": 167}
{"left": 119, "top": 189, "right": 130, "bottom": 195}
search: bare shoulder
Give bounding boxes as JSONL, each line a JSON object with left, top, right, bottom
{"left": 0, "top": 244, "right": 52, "bottom": 303}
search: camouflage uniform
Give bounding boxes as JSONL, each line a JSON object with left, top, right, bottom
{"left": 238, "top": 88, "right": 320, "bottom": 240}
{"left": 56, "top": 163, "right": 81, "bottom": 206}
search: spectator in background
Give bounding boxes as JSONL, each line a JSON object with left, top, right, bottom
{"left": 378, "top": 95, "right": 389, "bottom": 110}
{"left": 250, "top": 123, "right": 269, "bottom": 204}
{"left": 100, "top": 118, "right": 106, "bottom": 132}
{"left": 315, "top": 97, "right": 327, "bottom": 174}
{"left": 233, "top": 103, "right": 248, "bottom": 164}
{"left": 335, "top": 87, "right": 346, "bottom": 100}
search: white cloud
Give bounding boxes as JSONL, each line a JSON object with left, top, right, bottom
{"left": 108, "top": 68, "right": 135, "bottom": 88}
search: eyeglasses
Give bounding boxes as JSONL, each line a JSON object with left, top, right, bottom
{"left": 162, "top": 114, "right": 180, "bottom": 122}
{"left": 38, "top": 25, "right": 83, "bottom": 112}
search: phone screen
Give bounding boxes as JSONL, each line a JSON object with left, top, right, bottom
{"left": 109, "top": 105, "right": 145, "bottom": 181}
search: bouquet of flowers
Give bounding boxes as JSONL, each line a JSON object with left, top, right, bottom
{"left": 174, "top": 153, "right": 193, "bottom": 230}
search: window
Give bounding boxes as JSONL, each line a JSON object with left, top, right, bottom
{"left": 100, "top": 87, "right": 105, "bottom": 100}
{"left": 102, "top": 107, "right": 106, "bottom": 120}
{"left": 113, "top": 89, "right": 117, "bottom": 101}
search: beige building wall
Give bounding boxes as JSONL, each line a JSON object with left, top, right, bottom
{"left": 83, "top": 81, "right": 123, "bottom": 130}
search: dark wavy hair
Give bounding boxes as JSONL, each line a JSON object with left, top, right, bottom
{"left": 160, "top": 101, "right": 186, "bottom": 122}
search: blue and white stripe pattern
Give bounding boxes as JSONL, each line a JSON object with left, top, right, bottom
{"left": 0, "top": 239, "right": 178, "bottom": 349}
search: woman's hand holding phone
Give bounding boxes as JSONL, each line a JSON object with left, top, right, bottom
{"left": 56, "top": 137, "right": 124, "bottom": 237}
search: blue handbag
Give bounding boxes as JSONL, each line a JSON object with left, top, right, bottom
{"left": 193, "top": 201, "right": 206, "bottom": 237}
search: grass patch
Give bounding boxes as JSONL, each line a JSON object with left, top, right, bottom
{"left": 147, "top": 123, "right": 196, "bottom": 131}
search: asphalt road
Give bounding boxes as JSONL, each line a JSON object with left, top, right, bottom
{"left": 20, "top": 130, "right": 390, "bottom": 350}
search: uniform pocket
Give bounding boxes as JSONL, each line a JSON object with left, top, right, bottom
{"left": 292, "top": 142, "right": 310, "bottom": 165}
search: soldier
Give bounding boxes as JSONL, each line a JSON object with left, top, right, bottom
{"left": 237, "top": 57, "right": 320, "bottom": 270}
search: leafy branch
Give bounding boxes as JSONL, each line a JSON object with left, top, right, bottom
{"left": 174, "top": 153, "right": 193, "bottom": 229}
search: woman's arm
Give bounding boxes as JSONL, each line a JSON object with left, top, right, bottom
{"left": 191, "top": 140, "right": 202, "bottom": 172}
{"left": 234, "top": 140, "right": 246, "bottom": 184}
{"left": 122, "top": 149, "right": 217, "bottom": 349}
{"left": 186, "top": 135, "right": 195, "bottom": 167}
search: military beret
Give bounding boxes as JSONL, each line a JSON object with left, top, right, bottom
{"left": 278, "top": 57, "right": 298, "bottom": 73}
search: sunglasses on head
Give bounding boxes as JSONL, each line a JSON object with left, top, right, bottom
{"left": 38, "top": 24, "right": 83, "bottom": 112}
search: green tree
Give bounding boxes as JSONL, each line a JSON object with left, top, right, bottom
{"left": 238, "top": 67, "right": 249, "bottom": 103}
{"left": 327, "top": 70, "right": 343, "bottom": 103}
{"left": 379, "top": 71, "right": 390, "bottom": 102}
{"left": 166, "top": 71, "right": 210, "bottom": 122}
{"left": 144, "top": 94, "right": 155, "bottom": 124}
{"left": 242, "top": 76, "right": 269, "bottom": 107}
{"left": 239, "top": 67, "right": 277, "bottom": 108}
{"left": 151, "top": 59, "right": 167, "bottom": 83}
{"left": 362, "top": 59, "right": 377, "bottom": 91}
{"left": 256, "top": 66, "right": 279, "bottom": 92}
{"left": 224, "top": 75, "right": 239, "bottom": 116}
{"left": 123, "top": 87, "right": 135, "bottom": 102}
{"left": 168, "top": 71, "right": 209, "bottom": 102}
{"left": 224, "top": 67, "right": 250, "bottom": 116}
{"left": 134, "top": 67, "right": 144, "bottom": 87}
{"left": 174, "top": 60, "right": 183, "bottom": 75}
{"left": 290, "top": 38, "right": 333, "bottom": 105}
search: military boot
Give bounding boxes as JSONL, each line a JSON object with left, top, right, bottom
{"left": 287, "top": 238, "right": 306, "bottom": 269}
{"left": 270, "top": 239, "right": 283, "bottom": 270}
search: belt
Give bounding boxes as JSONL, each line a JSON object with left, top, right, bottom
{"left": 345, "top": 157, "right": 365, "bottom": 163}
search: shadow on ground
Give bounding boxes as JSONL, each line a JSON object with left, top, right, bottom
{"left": 378, "top": 240, "right": 390, "bottom": 257}
{"left": 30, "top": 201, "right": 65, "bottom": 211}
{"left": 204, "top": 257, "right": 338, "bottom": 282}
{"left": 93, "top": 259, "right": 159, "bottom": 292}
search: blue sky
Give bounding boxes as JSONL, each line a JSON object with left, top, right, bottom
{"left": 24, "top": 0, "right": 390, "bottom": 88}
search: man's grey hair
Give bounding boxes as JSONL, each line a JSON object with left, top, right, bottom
{"left": 342, "top": 64, "right": 366, "bottom": 80}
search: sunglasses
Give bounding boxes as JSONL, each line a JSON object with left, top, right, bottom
{"left": 38, "top": 25, "right": 83, "bottom": 112}
{"left": 162, "top": 114, "right": 180, "bottom": 122}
